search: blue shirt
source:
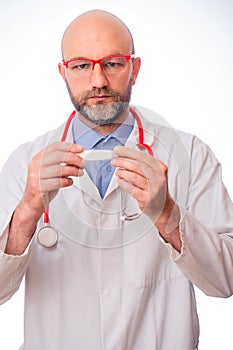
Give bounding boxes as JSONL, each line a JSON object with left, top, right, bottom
{"left": 72, "top": 113, "right": 134, "bottom": 198}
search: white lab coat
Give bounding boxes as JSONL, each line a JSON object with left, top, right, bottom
{"left": 0, "top": 106, "right": 233, "bottom": 350}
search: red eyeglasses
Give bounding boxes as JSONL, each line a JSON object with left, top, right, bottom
{"left": 62, "top": 54, "right": 134, "bottom": 77}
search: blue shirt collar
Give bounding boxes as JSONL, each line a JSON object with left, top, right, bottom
{"left": 72, "top": 111, "right": 135, "bottom": 149}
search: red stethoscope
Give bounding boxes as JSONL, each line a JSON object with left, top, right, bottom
{"left": 37, "top": 106, "right": 154, "bottom": 247}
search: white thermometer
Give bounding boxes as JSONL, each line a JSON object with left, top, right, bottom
{"left": 78, "top": 150, "right": 115, "bottom": 161}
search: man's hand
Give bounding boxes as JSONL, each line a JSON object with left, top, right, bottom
{"left": 111, "top": 146, "right": 182, "bottom": 252}
{"left": 23, "top": 142, "right": 86, "bottom": 218}
{"left": 5, "top": 142, "right": 86, "bottom": 255}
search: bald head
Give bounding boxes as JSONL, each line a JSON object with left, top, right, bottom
{"left": 61, "top": 10, "right": 135, "bottom": 60}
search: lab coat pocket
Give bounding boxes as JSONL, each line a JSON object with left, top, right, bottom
{"left": 124, "top": 230, "right": 180, "bottom": 289}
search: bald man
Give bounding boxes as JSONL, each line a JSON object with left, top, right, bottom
{"left": 0, "top": 9, "right": 233, "bottom": 350}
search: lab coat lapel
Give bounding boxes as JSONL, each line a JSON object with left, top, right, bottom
{"left": 104, "top": 110, "right": 156, "bottom": 198}
{"left": 72, "top": 172, "right": 102, "bottom": 204}
{"left": 52, "top": 118, "right": 103, "bottom": 204}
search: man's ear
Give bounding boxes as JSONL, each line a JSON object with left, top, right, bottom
{"left": 58, "top": 62, "right": 66, "bottom": 81}
{"left": 132, "top": 57, "right": 141, "bottom": 85}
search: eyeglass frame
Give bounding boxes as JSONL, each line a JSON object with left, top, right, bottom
{"left": 62, "top": 54, "right": 135, "bottom": 75}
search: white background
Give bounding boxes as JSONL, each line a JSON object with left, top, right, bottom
{"left": 0, "top": 0, "right": 232, "bottom": 349}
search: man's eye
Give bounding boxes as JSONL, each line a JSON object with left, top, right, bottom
{"left": 105, "top": 61, "right": 121, "bottom": 68}
{"left": 70, "top": 62, "right": 91, "bottom": 70}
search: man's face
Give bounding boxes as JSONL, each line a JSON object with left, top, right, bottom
{"left": 59, "top": 13, "right": 141, "bottom": 125}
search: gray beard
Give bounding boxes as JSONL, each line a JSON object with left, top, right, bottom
{"left": 77, "top": 101, "right": 129, "bottom": 126}
{"left": 65, "top": 79, "right": 132, "bottom": 126}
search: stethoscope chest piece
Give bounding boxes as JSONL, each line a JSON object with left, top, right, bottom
{"left": 37, "top": 225, "right": 58, "bottom": 248}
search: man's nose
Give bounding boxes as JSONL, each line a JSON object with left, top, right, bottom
{"left": 90, "top": 62, "right": 108, "bottom": 89}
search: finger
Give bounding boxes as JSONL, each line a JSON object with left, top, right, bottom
{"left": 117, "top": 178, "right": 147, "bottom": 209}
{"left": 112, "top": 156, "right": 158, "bottom": 181}
{"left": 40, "top": 148, "right": 87, "bottom": 168}
{"left": 40, "top": 165, "right": 84, "bottom": 179}
{"left": 45, "top": 141, "right": 84, "bottom": 154}
{"left": 115, "top": 168, "right": 148, "bottom": 190}
{"left": 40, "top": 177, "right": 74, "bottom": 193}
{"left": 38, "top": 142, "right": 83, "bottom": 165}
{"left": 112, "top": 146, "right": 168, "bottom": 176}
{"left": 63, "top": 152, "right": 87, "bottom": 168}
{"left": 112, "top": 157, "right": 146, "bottom": 176}
{"left": 113, "top": 145, "right": 152, "bottom": 163}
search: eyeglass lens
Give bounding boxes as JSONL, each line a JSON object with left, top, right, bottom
{"left": 67, "top": 57, "right": 129, "bottom": 76}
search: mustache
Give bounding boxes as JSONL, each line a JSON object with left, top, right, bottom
{"left": 80, "top": 88, "right": 121, "bottom": 103}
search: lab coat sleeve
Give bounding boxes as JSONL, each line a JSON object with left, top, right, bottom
{"left": 0, "top": 125, "right": 65, "bottom": 304}
{"left": 166, "top": 136, "right": 233, "bottom": 297}
{"left": 0, "top": 148, "right": 32, "bottom": 304}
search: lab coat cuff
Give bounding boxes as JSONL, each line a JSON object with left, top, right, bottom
{"left": 0, "top": 215, "right": 33, "bottom": 303}
{"left": 0, "top": 225, "right": 9, "bottom": 252}
{"left": 158, "top": 207, "right": 186, "bottom": 261}
{"left": 0, "top": 216, "right": 32, "bottom": 257}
